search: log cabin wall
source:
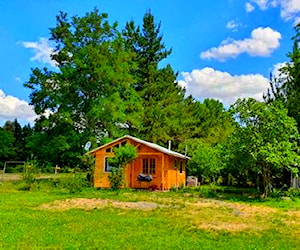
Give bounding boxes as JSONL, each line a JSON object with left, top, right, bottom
{"left": 166, "top": 157, "right": 186, "bottom": 189}
{"left": 92, "top": 137, "right": 187, "bottom": 189}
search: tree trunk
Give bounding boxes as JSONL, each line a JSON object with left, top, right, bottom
{"left": 262, "top": 164, "right": 272, "bottom": 197}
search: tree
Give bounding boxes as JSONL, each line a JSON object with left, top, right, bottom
{"left": 26, "top": 119, "right": 84, "bottom": 168}
{"left": 188, "top": 142, "right": 225, "bottom": 184}
{"left": 265, "top": 23, "right": 300, "bottom": 131}
{"left": 0, "top": 127, "right": 15, "bottom": 164}
{"left": 123, "top": 11, "right": 186, "bottom": 146}
{"left": 108, "top": 144, "right": 137, "bottom": 190}
{"left": 225, "top": 98, "right": 300, "bottom": 196}
{"left": 183, "top": 99, "right": 234, "bottom": 145}
{"left": 1, "top": 120, "right": 32, "bottom": 162}
{"left": 25, "top": 9, "right": 141, "bottom": 167}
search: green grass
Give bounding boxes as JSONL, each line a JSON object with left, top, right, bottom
{"left": 0, "top": 181, "right": 300, "bottom": 249}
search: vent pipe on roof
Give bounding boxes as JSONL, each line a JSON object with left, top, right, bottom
{"left": 168, "top": 140, "right": 171, "bottom": 150}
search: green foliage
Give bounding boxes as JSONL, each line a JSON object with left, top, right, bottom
{"left": 1, "top": 120, "right": 33, "bottom": 163}
{"left": 21, "top": 8, "right": 238, "bottom": 171}
{"left": 26, "top": 121, "right": 84, "bottom": 168}
{"left": 123, "top": 12, "right": 186, "bottom": 146}
{"left": 51, "top": 174, "right": 89, "bottom": 193}
{"left": 187, "top": 141, "right": 225, "bottom": 183}
{"left": 25, "top": 8, "right": 140, "bottom": 167}
{"left": 224, "top": 98, "right": 300, "bottom": 196}
{"left": 182, "top": 99, "right": 234, "bottom": 146}
{"left": 80, "top": 154, "right": 95, "bottom": 185}
{"left": 18, "top": 8, "right": 300, "bottom": 196}
{"left": 108, "top": 144, "right": 137, "bottom": 190}
{"left": 5, "top": 164, "right": 24, "bottom": 173}
{"left": 265, "top": 23, "right": 300, "bottom": 131}
{"left": 21, "top": 161, "right": 38, "bottom": 190}
{"left": 0, "top": 127, "right": 15, "bottom": 164}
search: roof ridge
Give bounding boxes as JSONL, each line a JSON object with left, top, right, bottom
{"left": 88, "top": 135, "right": 189, "bottom": 159}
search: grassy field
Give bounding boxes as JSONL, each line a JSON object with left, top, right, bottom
{"left": 0, "top": 180, "right": 300, "bottom": 249}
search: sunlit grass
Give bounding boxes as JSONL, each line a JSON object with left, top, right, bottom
{"left": 0, "top": 182, "right": 299, "bottom": 249}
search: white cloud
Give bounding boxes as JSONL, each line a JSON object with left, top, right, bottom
{"left": 21, "top": 37, "right": 57, "bottom": 67}
{"left": 0, "top": 89, "right": 37, "bottom": 123}
{"left": 245, "top": 2, "right": 255, "bottom": 12}
{"left": 178, "top": 67, "right": 270, "bottom": 106}
{"left": 279, "top": 0, "right": 300, "bottom": 22}
{"left": 200, "top": 27, "right": 281, "bottom": 61}
{"left": 226, "top": 20, "right": 242, "bottom": 32}
{"left": 251, "top": 0, "right": 269, "bottom": 10}
{"left": 249, "top": 0, "right": 300, "bottom": 23}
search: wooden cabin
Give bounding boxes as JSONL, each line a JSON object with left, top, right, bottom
{"left": 89, "top": 135, "right": 189, "bottom": 190}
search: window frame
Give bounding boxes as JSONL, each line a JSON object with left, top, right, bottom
{"left": 104, "top": 157, "right": 112, "bottom": 173}
{"left": 179, "top": 160, "right": 183, "bottom": 174}
{"left": 142, "top": 158, "right": 156, "bottom": 175}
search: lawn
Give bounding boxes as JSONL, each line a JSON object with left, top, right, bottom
{"left": 0, "top": 180, "right": 300, "bottom": 249}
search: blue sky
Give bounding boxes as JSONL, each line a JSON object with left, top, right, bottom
{"left": 0, "top": 0, "right": 299, "bottom": 125}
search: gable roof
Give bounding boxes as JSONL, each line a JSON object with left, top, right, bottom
{"left": 88, "top": 135, "right": 190, "bottom": 159}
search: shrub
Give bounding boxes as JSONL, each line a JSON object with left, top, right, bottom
{"left": 21, "top": 161, "right": 38, "bottom": 191}
{"left": 284, "top": 188, "right": 300, "bottom": 198}
{"left": 108, "top": 145, "right": 137, "bottom": 190}
{"left": 80, "top": 154, "right": 95, "bottom": 186}
{"left": 52, "top": 174, "right": 89, "bottom": 193}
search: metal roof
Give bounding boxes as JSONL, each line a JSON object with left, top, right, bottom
{"left": 88, "top": 135, "right": 190, "bottom": 159}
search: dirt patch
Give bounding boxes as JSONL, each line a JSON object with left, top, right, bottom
{"left": 186, "top": 200, "right": 278, "bottom": 233}
{"left": 193, "top": 200, "right": 277, "bottom": 218}
{"left": 38, "top": 198, "right": 160, "bottom": 211}
{"left": 38, "top": 197, "right": 300, "bottom": 235}
{"left": 197, "top": 221, "right": 261, "bottom": 232}
{"left": 283, "top": 210, "right": 300, "bottom": 227}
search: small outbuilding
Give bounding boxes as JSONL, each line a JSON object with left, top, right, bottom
{"left": 89, "top": 135, "right": 189, "bottom": 190}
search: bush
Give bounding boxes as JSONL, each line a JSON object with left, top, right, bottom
{"left": 286, "top": 188, "right": 300, "bottom": 198}
{"left": 108, "top": 145, "right": 137, "bottom": 190}
{"left": 80, "top": 154, "right": 95, "bottom": 186}
{"left": 51, "top": 174, "right": 89, "bottom": 193}
{"left": 42, "top": 163, "right": 55, "bottom": 173}
{"left": 21, "top": 161, "right": 38, "bottom": 191}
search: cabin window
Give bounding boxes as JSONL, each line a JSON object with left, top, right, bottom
{"left": 121, "top": 141, "right": 127, "bottom": 146}
{"left": 175, "top": 159, "right": 183, "bottom": 173}
{"left": 104, "top": 157, "right": 112, "bottom": 172}
{"left": 150, "top": 159, "right": 156, "bottom": 174}
{"left": 106, "top": 147, "right": 111, "bottom": 153}
{"left": 142, "top": 158, "right": 148, "bottom": 174}
{"left": 114, "top": 144, "right": 119, "bottom": 149}
{"left": 142, "top": 158, "right": 155, "bottom": 174}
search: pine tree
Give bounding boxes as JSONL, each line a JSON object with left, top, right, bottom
{"left": 265, "top": 23, "right": 300, "bottom": 130}
{"left": 123, "top": 11, "right": 186, "bottom": 146}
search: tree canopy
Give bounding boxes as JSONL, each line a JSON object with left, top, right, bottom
{"left": 223, "top": 98, "right": 300, "bottom": 196}
{"left": 15, "top": 8, "right": 300, "bottom": 196}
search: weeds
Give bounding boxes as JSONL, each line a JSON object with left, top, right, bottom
{"left": 51, "top": 174, "right": 89, "bottom": 193}
{"left": 20, "top": 161, "right": 38, "bottom": 190}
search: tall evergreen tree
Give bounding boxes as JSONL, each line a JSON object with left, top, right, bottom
{"left": 123, "top": 11, "right": 186, "bottom": 146}
{"left": 0, "top": 127, "right": 15, "bottom": 165}
{"left": 265, "top": 23, "right": 300, "bottom": 130}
